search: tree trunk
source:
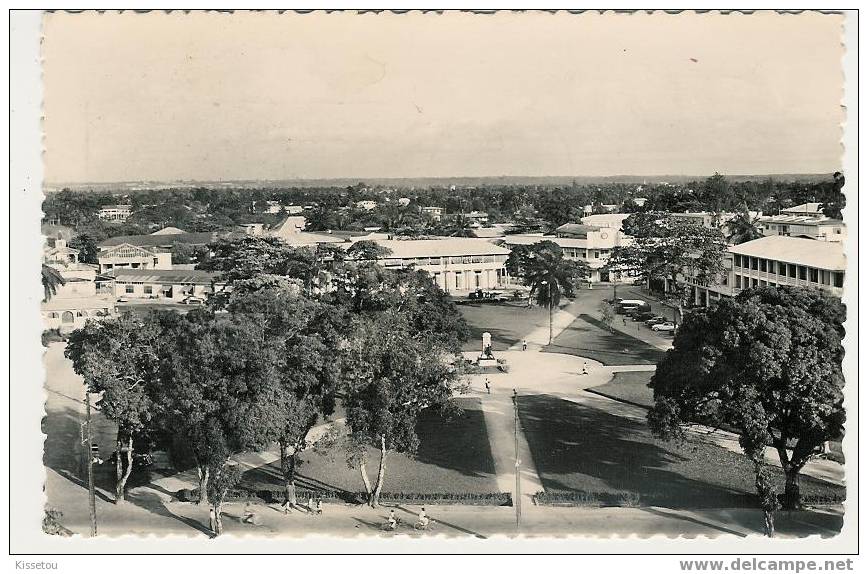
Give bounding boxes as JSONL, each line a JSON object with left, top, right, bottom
{"left": 197, "top": 465, "right": 209, "bottom": 505}
{"left": 359, "top": 460, "right": 372, "bottom": 502}
{"left": 371, "top": 435, "right": 387, "bottom": 508}
{"left": 279, "top": 440, "right": 298, "bottom": 506}
{"left": 763, "top": 509, "right": 775, "bottom": 538}
{"left": 114, "top": 433, "right": 134, "bottom": 503}
{"left": 783, "top": 467, "right": 802, "bottom": 510}
{"left": 213, "top": 502, "right": 223, "bottom": 536}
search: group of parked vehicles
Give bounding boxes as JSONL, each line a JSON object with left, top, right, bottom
{"left": 610, "top": 297, "right": 677, "bottom": 334}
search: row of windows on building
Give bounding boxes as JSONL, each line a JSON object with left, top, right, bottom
{"left": 383, "top": 254, "right": 509, "bottom": 267}
{"left": 45, "top": 309, "right": 111, "bottom": 322}
{"left": 562, "top": 248, "right": 608, "bottom": 260}
{"left": 732, "top": 255, "right": 844, "bottom": 288}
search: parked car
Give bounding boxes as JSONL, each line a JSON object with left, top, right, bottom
{"left": 106, "top": 451, "right": 154, "bottom": 471}
{"left": 182, "top": 296, "right": 205, "bottom": 305}
{"left": 644, "top": 316, "right": 666, "bottom": 326}
{"left": 116, "top": 296, "right": 129, "bottom": 303}
{"left": 632, "top": 311, "right": 656, "bottom": 322}
{"left": 651, "top": 322, "right": 676, "bottom": 332}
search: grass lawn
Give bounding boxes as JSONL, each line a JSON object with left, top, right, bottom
{"left": 242, "top": 397, "right": 499, "bottom": 496}
{"left": 518, "top": 394, "right": 845, "bottom": 509}
{"left": 458, "top": 301, "right": 564, "bottom": 352}
{"left": 587, "top": 371, "right": 655, "bottom": 408}
{"left": 543, "top": 314, "right": 665, "bottom": 366}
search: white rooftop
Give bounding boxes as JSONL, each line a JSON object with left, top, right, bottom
{"left": 372, "top": 238, "right": 510, "bottom": 258}
{"left": 729, "top": 236, "right": 845, "bottom": 270}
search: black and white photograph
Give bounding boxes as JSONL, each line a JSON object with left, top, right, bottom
{"left": 7, "top": 6, "right": 860, "bottom": 560}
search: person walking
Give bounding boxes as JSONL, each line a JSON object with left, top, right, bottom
{"left": 581, "top": 362, "right": 589, "bottom": 376}
{"left": 208, "top": 507, "right": 217, "bottom": 537}
{"left": 521, "top": 339, "right": 528, "bottom": 351}
{"left": 484, "top": 379, "right": 491, "bottom": 394}
{"left": 315, "top": 497, "right": 323, "bottom": 515}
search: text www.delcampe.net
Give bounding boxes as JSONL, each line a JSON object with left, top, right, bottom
{"left": 679, "top": 559, "right": 855, "bottom": 573}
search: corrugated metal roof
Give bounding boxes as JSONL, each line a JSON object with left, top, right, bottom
{"left": 105, "top": 268, "right": 224, "bottom": 285}
{"left": 371, "top": 238, "right": 510, "bottom": 258}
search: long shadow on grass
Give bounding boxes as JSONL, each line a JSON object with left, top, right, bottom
{"left": 542, "top": 314, "right": 665, "bottom": 366}
{"left": 517, "top": 394, "right": 841, "bottom": 509}
{"left": 243, "top": 398, "right": 498, "bottom": 496}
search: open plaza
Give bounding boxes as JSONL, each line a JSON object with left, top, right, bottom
{"left": 42, "top": 284, "right": 845, "bottom": 539}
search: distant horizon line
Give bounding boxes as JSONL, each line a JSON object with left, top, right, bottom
{"left": 46, "top": 171, "right": 837, "bottom": 187}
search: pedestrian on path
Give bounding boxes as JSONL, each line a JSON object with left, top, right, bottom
{"left": 622, "top": 317, "right": 627, "bottom": 326}
{"left": 208, "top": 507, "right": 217, "bottom": 536}
{"left": 581, "top": 362, "right": 589, "bottom": 376}
{"left": 484, "top": 379, "right": 491, "bottom": 394}
{"left": 521, "top": 339, "right": 527, "bottom": 351}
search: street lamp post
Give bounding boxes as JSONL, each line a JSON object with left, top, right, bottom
{"left": 513, "top": 390, "right": 521, "bottom": 530}
{"left": 84, "top": 393, "right": 97, "bottom": 537}
{"left": 541, "top": 280, "right": 553, "bottom": 345}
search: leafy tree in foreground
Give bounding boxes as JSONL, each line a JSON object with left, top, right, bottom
{"left": 342, "top": 310, "right": 463, "bottom": 507}
{"left": 225, "top": 287, "right": 341, "bottom": 506}
{"left": 65, "top": 316, "right": 160, "bottom": 503}
{"left": 648, "top": 287, "right": 845, "bottom": 511}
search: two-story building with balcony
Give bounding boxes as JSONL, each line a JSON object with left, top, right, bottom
{"left": 681, "top": 235, "right": 845, "bottom": 306}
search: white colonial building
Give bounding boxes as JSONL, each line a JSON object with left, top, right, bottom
{"left": 680, "top": 235, "right": 845, "bottom": 306}
{"left": 367, "top": 238, "right": 511, "bottom": 293}
{"left": 501, "top": 221, "right": 632, "bottom": 283}
{"left": 98, "top": 204, "right": 133, "bottom": 222}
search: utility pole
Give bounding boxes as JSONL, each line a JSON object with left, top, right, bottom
{"left": 85, "top": 393, "right": 97, "bottom": 537}
{"left": 513, "top": 390, "right": 521, "bottom": 530}
{"left": 547, "top": 281, "right": 553, "bottom": 345}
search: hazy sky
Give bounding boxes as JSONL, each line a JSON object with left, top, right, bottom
{"left": 43, "top": 11, "right": 844, "bottom": 183}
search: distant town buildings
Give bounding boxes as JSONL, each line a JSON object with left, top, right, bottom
{"left": 356, "top": 200, "right": 378, "bottom": 211}
{"left": 98, "top": 204, "right": 133, "bottom": 222}
{"left": 105, "top": 268, "right": 228, "bottom": 302}
{"left": 502, "top": 221, "right": 632, "bottom": 284}
{"left": 422, "top": 206, "right": 443, "bottom": 221}
{"left": 239, "top": 223, "right": 265, "bottom": 236}
{"left": 96, "top": 243, "right": 173, "bottom": 274}
{"left": 781, "top": 202, "right": 825, "bottom": 218}
{"left": 267, "top": 216, "right": 307, "bottom": 238}
{"left": 42, "top": 233, "right": 116, "bottom": 332}
{"left": 758, "top": 215, "right": 845, "bottom": 242}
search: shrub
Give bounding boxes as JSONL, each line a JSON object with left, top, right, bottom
{"left": 617, "top": 491, "right": 641, "bottom": 508}
{"left": 42, "top": 329, "right": 66, "bottom": 346}
{"left": 176, "top": 487, "right": 512, "bottom": 506}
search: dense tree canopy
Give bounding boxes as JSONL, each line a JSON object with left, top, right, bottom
{"left": 648, "top": 286, "right": 846, "bottom": 510}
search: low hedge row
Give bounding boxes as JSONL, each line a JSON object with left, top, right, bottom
{"left": 533, "top": 490, "right": 846, "bottom": 508}
{"left": 176, "top": 486, "right": 512, "bottom": 506}
{"left": 533, "top": 490, "right": 641, "bottom": 508}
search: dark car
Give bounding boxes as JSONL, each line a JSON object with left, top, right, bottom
{"left": 107, "top": 451, "right": 154, "bottom": 471}
{"left": 632, "top": 311, "right": 656, "bottom": 322}
{"left": 645, "top": 316, "right": 667, "bottom": 326}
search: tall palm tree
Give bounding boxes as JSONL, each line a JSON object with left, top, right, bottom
{"left": 521, "top": 241, "right": 590, "bottom": 344}
{"left": 726, "top": 207, "right": 764, "bottom": 245}
{"left": 42, "top": 264, "right": 66, "bottom": 302}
